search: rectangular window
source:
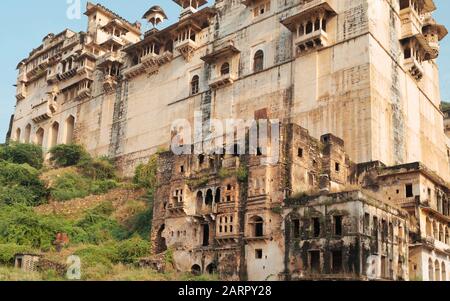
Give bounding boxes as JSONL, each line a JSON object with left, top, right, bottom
{"left": 332, "top": 251, "right": 342, "bottom": 273}
{"left": 312, "top": 218, "right": 321, "bottom": 238}
{"left": 292, "top": 219, "right": 300, "bottom": 238}
{"left": 364, "top": 213, "right": 370, "bottom": 234}
{"left": 255, "top": 249, "right": 263, "bottom": 259}
{"left": 405, "top": 184, "right": 413, "bottom": 198}
{"left": 310, "top": 251, "right": 321, "bottom": 273}
{"left": 334, "top": 216, "right": 343, "bottom": 236}
{"left": 335, "top": 162, "right": 340, "bottom": 172}
{"left": 298, "top": 148, "right": 303, "bottom": 158}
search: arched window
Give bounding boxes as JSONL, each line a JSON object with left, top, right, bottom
{"left": 15, "top": 127, "right": 21, "bottom": 142}
{"left": 50, "top": 122, "right": 59, "bottom": 148}
{"left": 65, "top": 115, "right": 75, "bottom": 144}
{"left": 35, "top": 128, "right": 44, "bottom": 146}
{"left": 215, "top": 188, "right": 221, "bottom": 203}
{"left": 426, "top": 218, "right": 432, "bottom": 237}
{"left": 253, "top": 50, "right": 264, "bottom": 72}
{"left": 250, "top": 216, "right": 264, "bottom": 237}
{"left": 433, "top": 221, "right": 438, "bottom": 239}
{"left": 442, "top": 262, "right": 447, "bottom": 281}
{"left": 205, "top": 189, "right": 213, "bottom": 206}
{"left": 191, "top": 75, "right": 199, "bottom": 95}
{"left": 439, "top": 224, "right": 444, "bottom": 242}
{"left": 435, "top": 260, "right": 441, "bottom": 281}
{"left": 220, "top": 62, "right": 230, "bottom": 75}
{"left": 429, "top": 258, "right": 434, "bottom": 281}
{"left": 24, "top": 124, "right": 31, "bottom": 143}
{"left": 196, "top": 191, "right": 203, "bottom": 210}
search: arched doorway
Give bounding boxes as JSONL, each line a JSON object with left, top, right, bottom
{"left": 24, "top": 124, "right": 31, "bottom": 143}
{"left": 35, "top": 128, "right": 44, "bottom": 146}
{"left": 205, "top": 189, "right": 213, "bottom": 206}
{"left": 155, "top": 224, "right": 167, "bottom": 254}
{"left": 191, "top": 264, "right": 201, "bottom": 276}
{"left": 15, "top": 127, "right": 21, "bottom": 142}
{"left": 65, "top": 115, "right": 75, "bottom": 144}
{"left": 250, "top": 216, "right": 264, "bottom": 237}
{"left": 206, "top": 263, "right": 217, "bottom": 275}
{"left": 202, "top": 224, "right": 210, "bottom": 247}
{"left": 215, "top": 188, "right": 221, "bottom": 203}
{"left": 196, "top": 191, "right": 203, "bottom": 211}
{"left": 50, "top": 122, "right": 59, "bottom": 148}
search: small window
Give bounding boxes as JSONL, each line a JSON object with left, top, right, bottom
{"left": 253, "top": 50, "right": 264, "bottom": 72}
{"left": 312, "top": 217, "right": 321, "bottom": 238}
{"left": 292, "top": 219, "right": 300, "bottom": 238}
{"left": 220, "top": 62, "right": 230, "bottom": 75}
{"left": 298, "top": 148, "right": 303, "bottom": 158}
{"left": 191, "top": 75, "right": 199, "bottom": 95}
{"left": 334, "top": 216, "right": 343, "bottom": 236}
{"left": 255, "top": 249, "right": 263, "bottom": 259}
{"left": 180, "top": 165, "right": 185, "bottom": 173}
{"left": 405, "top": 184, "right": 413, "bottom": 198}
{"left": 335, "top": 162, "right": 340, "bottom": 172}
{"left": 364, "top": 213, "right": 370, "bottom": 234}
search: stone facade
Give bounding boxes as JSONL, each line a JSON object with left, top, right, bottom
{"left": 8, "top": 0, "right": 450, "bottom": 281}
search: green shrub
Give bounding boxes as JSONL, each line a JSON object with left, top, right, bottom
{"left": 116, "top": 236, "right": 151, "bottom": 264}
{"left": 0, "top": 186, "right": 47, "bottom": 207}
{"left": 127, "top": 205, "right": 153, "bottom": 241}
{"left": 90, "top": 179, "right": 118, "bottom": 195}
{"left": 50, "top": 171, "right": 117, "bottom": 201}
{"left": 76, "top": 206, "right": 128, "bottom": 244}
{"left": 133, "top": 153, "right": 158, "bottom": 190}
{"left": 50, "top": 171, "right": 90, "bottom": 201}
{"left": 78, "top": 156, "right": 116, "bottom": 180}
{"left": 0, "top": 161, "right": 48, "bottom": 206}
{"left": 0, "top": 143, "right": 43, "bottom": 169}
{"left": 49, "top": 144, "right": 89, "bottom": 167}
{"left": 0, "top": 243, "right": 35, "bottom": 264}
{"left": 0, "top": 205, "right": 88, "bottom": 249}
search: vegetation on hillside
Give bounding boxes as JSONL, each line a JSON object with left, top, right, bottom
{"left": 0, "top": 143, "right": 215, "bottom": 281}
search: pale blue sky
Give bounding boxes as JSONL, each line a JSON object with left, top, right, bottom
{"left": 0, "top": 0, "right": 449, "bottom": 142}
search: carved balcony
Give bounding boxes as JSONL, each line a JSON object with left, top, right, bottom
{"left": 400, "top": 7, "right": 423, "bottom": 39}
{"left": 57, "top": 68, "right": 77, "bottom": 81}
{"left": 75, "top": 86, "right": 92, "bottom": 101}
{"left": 123, "top": 63, "right": 146, "bottom": 79}
{"left": 404, "top": 57, "right": 424, "bottom": 80}
{"left": 175, "top": 39, "right": 197, "bottom": 61}
{"left": 31, "top": 100, "right": 57, "bottom": 123}
{"left": 97, "top": 52, "right": 123, "bottom": 68}
{"left": 103, "top": 75, "right": 118, "bottom": 94}
{"left": 15, "top": 83, "right": 27, "bottom": 101}
{"left": 294, "top": 29, "right": 329, "bottom": 55}
{"left": 209, "top": 73, "right": 237, "bottom": 89}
